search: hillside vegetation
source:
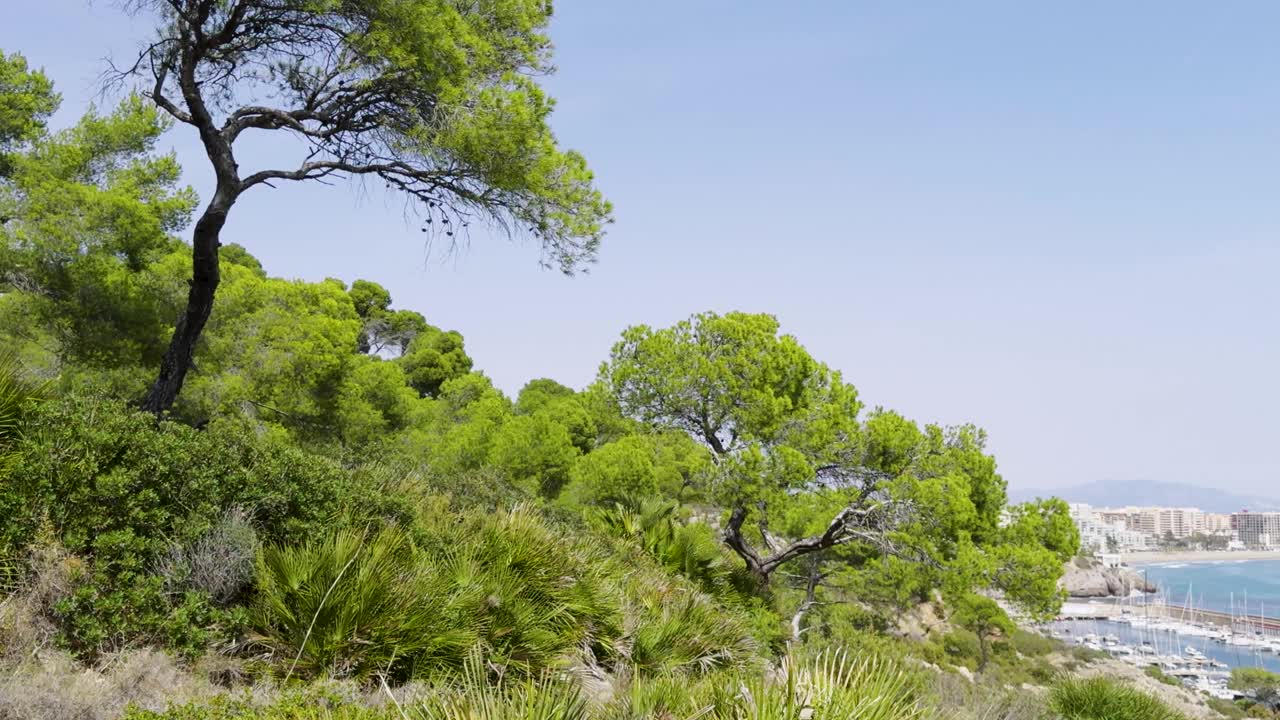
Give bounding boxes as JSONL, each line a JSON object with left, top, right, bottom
{"left": 0, "top": 17, "right": 1234, "bottom": 720}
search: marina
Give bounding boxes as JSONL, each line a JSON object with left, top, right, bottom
{"left": 1047, "top": 577, "right": 1280, "bottom": 700}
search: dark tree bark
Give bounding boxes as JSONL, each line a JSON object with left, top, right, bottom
{"left": 722, "top": 498, "right": 916, "bottom": 586}
{"left": 789, "top": 555, "right": 825, "bottom": 643}
{"left": 139, "top": 26, "right": 242, "bottom": 414}
{"left": 140, "top": 191, "right": 232, "bottom": 413}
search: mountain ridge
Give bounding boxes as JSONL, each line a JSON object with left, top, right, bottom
{"left": 1007, "top": 479, "right": 1280, "bottom": 513}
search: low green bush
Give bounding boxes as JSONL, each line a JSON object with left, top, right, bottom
{"left": 123, "top": 691, "right": 397, "bottom": 720}
{"left": 1205, "top": 697, "right": 1248, "bottom": 719}
{"left": 1010, "top": 629, "right": 1058, "bottom": 657}
{"left": 253, "top": 507, "right": 622, "bottom": 681}
{"left": 937, "top": 629, "right": 984, "bottom": 671}
{"left": 1049, "top": 677, "right": 1188, "bottom": 720}
{"left": 623, "top": 576, "right": 758, "bottom": 676}
{"left": 417, "top": 655, "right": 590, "bottom": 720}
{"left": 1144, "top": 665, "right": 1181, "bottom": 687}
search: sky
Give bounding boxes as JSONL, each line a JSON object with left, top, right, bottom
{"left": 3, "top": 2, "right": 1279, "bottom": 496}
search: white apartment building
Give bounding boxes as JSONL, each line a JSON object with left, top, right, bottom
{"left": 1068, "top": 503, "right": 1150, "bottom": 552}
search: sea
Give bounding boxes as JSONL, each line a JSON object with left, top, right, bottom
{"left": 1138, "top": 558, "right": 1280, "bottom": 616}
{"left": 1052, "top": 558, "right": 1280, "bottom": 673}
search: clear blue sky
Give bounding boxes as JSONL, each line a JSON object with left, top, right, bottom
{"left": 4, "top": 2, "right": 1278, "bottom": 495}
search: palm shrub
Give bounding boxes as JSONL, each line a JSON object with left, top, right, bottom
{"left": 591, "top": 500, "right": 734, "bottom": 597}
{"left": 416, "top": 652, "right": 590, "bottom": 720}
{"left": 0, "top": 351, "right": 37, "bottom": 479}
{"left": 254, "top": 526, "right": 470, "bottom": 681}
{"left": 623, "top": 576, "right": 759, "bottom": 676}
{"left": 427, "top": 506, "right": 621, "bottom": 672}
{"left": 1049, "top": 677, "right": 1188, "bottom": 720}
{"left": 712, "top": 651, "right": 931, "bottom": 720}
{"left": 254, "top": 507, "right": 623, "bottom": 681}
{"left": 605, "top": 673, "right": 731, "bottom": 720}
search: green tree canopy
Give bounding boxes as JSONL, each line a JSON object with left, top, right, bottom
{"left": 1230, "top": 667, "right": 1280, "bottom": 705}
{"left": 0, "top": 50, "right": 57, "bottom": 176}
{"left": 399, "top": 324, "right": 473, "bottom": 398}
{"left": 113, "top": 0, "right": 613, "bottom": 413}
{"left": 599, "top": 311, "right": 1070, "bottom": 620}
{"left": 0, "top": 92, "right": 196, "bottom": 384}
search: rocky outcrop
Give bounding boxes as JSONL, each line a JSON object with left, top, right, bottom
{"left": 1059, "top": 558, "right": 1156, "bottom": 598}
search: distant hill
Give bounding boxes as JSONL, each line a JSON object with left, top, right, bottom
{"left": 1007, "top": 479, "right": 1280, "bottom": 513}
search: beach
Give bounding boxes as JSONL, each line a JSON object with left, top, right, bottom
{"left": 1122, "top": 549, "right": 1280, "bottom": 564}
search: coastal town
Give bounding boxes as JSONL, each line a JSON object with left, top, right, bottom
{"left": 1045, "top": 503, "right": 1280, "bottom": 710}
{"left": 1068, "top": 503, "right": 1280, "bottom": 554}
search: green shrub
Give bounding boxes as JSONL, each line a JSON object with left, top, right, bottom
{"left": 253, "top": 526, "right": 455, "bottom": 681}
{"left": 427, "top": 506, "right": 621, "bottom": 672}
{"left": 590, "top": 500, "right": 734, "bottom": 596}
{"left": 711, "top": 651, "right": 932, "bottom": 720}
{"left": 0, "top": 351, "right": 40, "bottom": 480}
{"left": 1205, "top": 697, "right": 1248, "bottom": 719}
{"left": 0, "top": 395, "right": 360, "bottom": 659}
{"left": 4, "top": 395, "right": 352, "bottom": 558}
{"left": 623, "top": 577, "right": 758, "bottom": 676}
{"left": 1144, "top": 665, "right": 1181, "bottom": 687}
{"left": 416, "top": 654, "right": 589, "bottom": 720}
{"left": 608, "top": 651, "right": 930, "bottom": 720}
{"left": 937, "top": 629, "right": 983, "bottom": 671}
{"left": 1049, "top": 677, "right": 1188, "bottom": 720}
{"left": 1010, "top": 629, "right": 1057, "bottom": 657}
{"left": 254, "top": 507, "right": 623, "bottom": 681}
{"left": 123, "top": 690, "right": 398, "bottom": 719}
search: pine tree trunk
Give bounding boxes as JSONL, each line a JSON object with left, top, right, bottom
{"left": 140, "top": 191, "right": 232, "bottom": 414}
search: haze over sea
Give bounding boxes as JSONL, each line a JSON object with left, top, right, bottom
{"left": 1138, "top": 558, "right": 1280, "bottom": 617}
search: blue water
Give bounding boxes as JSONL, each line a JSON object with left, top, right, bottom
{"left": 1136, "top": 558, "right": 1280, "bottom": 617}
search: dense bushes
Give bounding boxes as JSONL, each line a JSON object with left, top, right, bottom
{"left": 124, "top": 652, "right": 931, "bottom": 720}
{"left": 4, "top": 395, "right": 352, "bottom": 555}
{"left": 0, "top": 395, "right": 366, "bottom": 659}
{"left": 250, "top": 506, "right": 761, "bottom": 684}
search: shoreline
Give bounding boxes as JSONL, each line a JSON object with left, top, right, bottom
{"left": 1121, "top": 549, "right": 1280, "bottom": 564}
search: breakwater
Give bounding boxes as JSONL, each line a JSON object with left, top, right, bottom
{"left": 1061, "top": 599, "right": 1280, "bottom": 634}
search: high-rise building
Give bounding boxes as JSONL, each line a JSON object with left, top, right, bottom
{"left": 1203, "top": 513, "right": 1232, "bottom": 536}
{"left": 1231, "top": 511, "right": 1280, "bottom": 548}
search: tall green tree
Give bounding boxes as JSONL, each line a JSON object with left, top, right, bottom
{"left": 116, "top": 0, "right": 613, "bottom": 413}
{"left": 0, "top": 90, "right": 197, "bottom": 385}
{"left": 0, "top": 50, "right": 57, "bottom": 178}
{"left": 400, "top": 324, "right": 473, "bottom": 398}
{"left": 599, "top": 311, "right": 1070, "bottom": 623}
{"left": 601, "top": 312, "right": 888, "bottom": 584}
{"left": 949, "top": 593, "right": 1013, "bottom": 672}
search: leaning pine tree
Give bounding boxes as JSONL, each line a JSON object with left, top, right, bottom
{"left": 117, "top": 0, "right": 612, "bottom": 413}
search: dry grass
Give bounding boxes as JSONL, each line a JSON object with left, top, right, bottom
{"left": 156, "top": 508, "right": 259, "bottom": 607}
{"left": 0, "top": 650, "right": 216, "bottom": 720}
{"left": 0, "top": 537, "right": 83, "bottom": 668}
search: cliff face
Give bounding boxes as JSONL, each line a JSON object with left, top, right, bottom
{"left": 1059, "top": 558, "right": 1157, "bottom": 598}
